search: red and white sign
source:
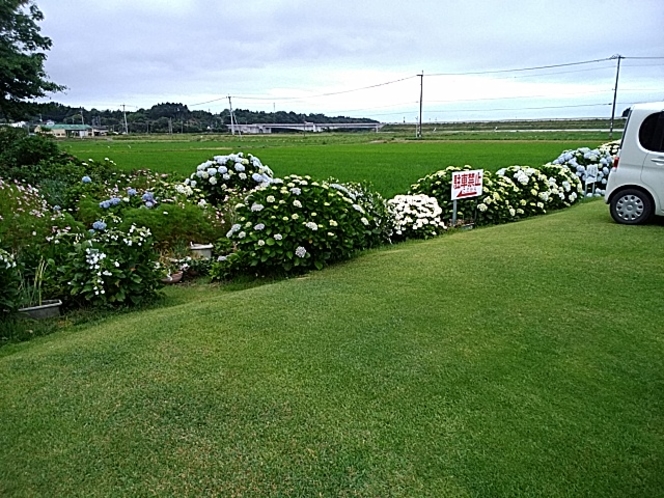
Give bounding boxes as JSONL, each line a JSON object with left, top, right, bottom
{"left": 451, "top": 169, "right": 484, "bottom": 200}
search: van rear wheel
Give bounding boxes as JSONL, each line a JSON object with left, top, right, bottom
{"left": 610, "top": 189, "right": 652, "bottom": 225}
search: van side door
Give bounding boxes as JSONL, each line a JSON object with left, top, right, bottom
{"left": 639, "top": 111, "right": 664, "bottom": 215}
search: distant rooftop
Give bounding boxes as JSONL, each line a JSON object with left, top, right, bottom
{"left": 47, "top": 124, "right": 92, "bottom": 130}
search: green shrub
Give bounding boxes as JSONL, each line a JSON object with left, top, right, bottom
{"left": 328, "top": 181, "right": 393, "bottom": 246}
{"left": 211, "top": 175, "right": 383, "bottom": 278}
{"left": 57, "top": 222, "right": 162, "bottom": 307}
{"left": 0, "top": 128, "right": 60, "bottom": 173}
{"left": 74, "top": 170, "right": 227, "bottom": 250}
{"left": 116, "top": 203, "right": 224, "bottom": 249}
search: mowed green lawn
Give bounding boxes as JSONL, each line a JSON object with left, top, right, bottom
{"left": 1, "top": 201, "right": 663, "bottom": 497}
{"left": 63, "top": 135, "right": 605, "bottom": 197}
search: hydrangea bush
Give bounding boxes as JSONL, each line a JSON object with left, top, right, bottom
{"left": 551, "top": 144, "right": 615, "bottom": 196}
{"left": 387, "top": 194, "right": 446, "bottom": 239}
{"left": 211, "top": 175, "right": 387, "bottom": 277}
{"left": 493, "top": 166, "right": 557, "bottom": 217}
{"left": 187, "top": 152, "right": 274, "bottom": 205}
{"left": 537, "top": 163, "right": 583, "bottom": 210}
{"left": 58, "top": 221, "right": 162, "bottom": 307}
{"left": 408, "top": 166, "right": 477, "bottom": 222}
{"left": 411, "top": 162, "right": 584, "bottom": 228}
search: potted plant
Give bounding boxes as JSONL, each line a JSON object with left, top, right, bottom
{"left": 17, "top": 258, "right": 62, "bottom": 319}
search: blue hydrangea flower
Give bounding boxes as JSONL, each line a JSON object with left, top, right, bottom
{"left": 82, "top": 175, "right": 92, "bottom": 183}
{"left": 92, "top": 220, "right": 107, "bottom": 231}
{"left": 127, "top": 188, "right": 137, "bottom": 196}
{"left": 99, "top": 200, "right": 111, "bottom": 209}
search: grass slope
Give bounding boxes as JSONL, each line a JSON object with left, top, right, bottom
{"left": 63, "top": 137, "right": 603, "bottom": 197}
{"left": 1, "top": 201, "right": 663, "bottom": 497}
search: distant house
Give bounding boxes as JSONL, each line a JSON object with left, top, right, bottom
{"left": 34, "top": 123, "right": 97, "bottom": 138}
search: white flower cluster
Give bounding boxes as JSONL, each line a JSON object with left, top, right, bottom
{"left": 186, "top": 152, "right": 274, "bottom": 198}
{"left": 84, "top": 246, "right": 108, "bottom": 296}
{"left": 387, "top": 194, "right": 446, "bottom": 239}
{"left": 119, "top": 224, "right": 152, "bottom": 247}
{"left": 0, "top": 248, "right": 17, "bottom": 270}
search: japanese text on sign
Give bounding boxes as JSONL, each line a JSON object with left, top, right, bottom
{"left": 451, "top": 169, "right": 484, "bottom": 200}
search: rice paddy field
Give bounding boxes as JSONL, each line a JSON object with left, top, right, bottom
{"left": 61, "top": 132, "right": 611, "bottom": 197}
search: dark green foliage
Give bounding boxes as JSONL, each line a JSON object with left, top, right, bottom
{"left": 116, "top": 203, "right": 224, "bottom": 249}
{"left": 0, "top": 127, "right": 113, "bottom": 207}
{"left": 0, "top": 0, "right": 63, "bottom": 120}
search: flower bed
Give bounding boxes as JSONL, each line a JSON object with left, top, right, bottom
{"left": 1, "top": 141, "right": 618, "bottom": 322}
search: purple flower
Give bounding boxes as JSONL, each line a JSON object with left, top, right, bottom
{"left": 92, "top": 220, "right": 107, "bottom": 231}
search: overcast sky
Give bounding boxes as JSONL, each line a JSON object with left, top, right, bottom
{"left": 36, "top": 0, "right": 664, "bottom": 122}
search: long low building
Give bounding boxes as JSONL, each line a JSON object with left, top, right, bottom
{"left": 232, "top": 122, "right": 384, "bottom": 134}
{"left": 34, "top": 124, "right": 107, "bottom": 138}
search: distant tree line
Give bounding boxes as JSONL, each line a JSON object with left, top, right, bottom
{"left": 16, "top": 102, "right": 378, "bottom": 134}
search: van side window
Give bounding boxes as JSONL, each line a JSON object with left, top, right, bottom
{"left": 638, "top": 111, "right": 664, "bottom": 152}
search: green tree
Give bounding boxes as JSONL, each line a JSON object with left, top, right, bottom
{"left": 0, "top": 0, "right": 63, "bottom": 120}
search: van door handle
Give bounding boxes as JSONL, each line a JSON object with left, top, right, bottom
{"left": 651, "top": 157, "right": 664, "bottom": 166}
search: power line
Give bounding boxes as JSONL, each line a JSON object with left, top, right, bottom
{"left": 427, "top": 57, "right": 614, "bottom": 77}
{"left": 424, "top": 103, "right": 612, "bottom": 114}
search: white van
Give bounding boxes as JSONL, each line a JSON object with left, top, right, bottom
{"left": 605, "top": 102, "right": 664, "bottom": 224}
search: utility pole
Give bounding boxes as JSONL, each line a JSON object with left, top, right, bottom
{"left": 609, "top": 54, "right": 623, "bottom": 140}
{"left": 228, "top": 95, "right": 236, "bottom": 135}
{"left": 122, "top": 104, "right": 129, "bottom": 134}
{"left": 80, "top": 107, "right": 85, "bottom": 125}
{"left": 417, "top": 71, "right": 424, "bottom": 138}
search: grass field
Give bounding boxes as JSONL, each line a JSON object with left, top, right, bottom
{"left": 1, "top": 201, "right": 663, "bottom": 497}
{"left": 62, "top": 133, "right": 611, "bottom": 197}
